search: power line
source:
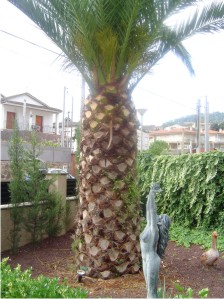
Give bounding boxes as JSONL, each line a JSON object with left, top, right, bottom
{"left": 0, "top": 29, "right": 202, "bottom": 114}
{"left": 136, "top": 85, "right": 196, "bottom": 111}
{"left": 0, "top": 29, "right": 61, "bottom": 55}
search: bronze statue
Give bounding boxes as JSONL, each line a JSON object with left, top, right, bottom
{"left": 140, "top": 183, "right": 171, "bottom": 298}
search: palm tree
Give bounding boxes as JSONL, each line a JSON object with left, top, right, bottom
{"left": 9, "top": 0, "right": 224, "bottom": 278}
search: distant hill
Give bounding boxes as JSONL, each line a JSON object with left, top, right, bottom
{"left": 162, "top": 112, "right": 224, "bottom": 128}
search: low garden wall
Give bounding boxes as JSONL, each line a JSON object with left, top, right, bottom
{"left": 1, "top": 174, "right": 78, "bottom": 252}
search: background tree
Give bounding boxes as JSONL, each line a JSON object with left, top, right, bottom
{"left": 162, "top": 112, "right": 224, "bottom": 128}
{"left": 9, "top": 0, "right": 224, "bottom": 278}
{"left": 147, "top": 140, "right": 169, "bottom": 156}
{"left": 210, "top": 122, "right": 224, "bottom": 131}
{"left": 210, "top": 123, "right": 220, "bottom": 131}
{"left": 8, "top": 121, "right": 27, "bottom": 253}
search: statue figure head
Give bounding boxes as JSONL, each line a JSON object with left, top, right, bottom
{"left": 151, "top": 182, "right": 163, "bottom": 193}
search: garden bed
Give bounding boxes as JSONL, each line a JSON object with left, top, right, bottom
{"left": 1, "top": 230, "right": 224, "bottom": 298}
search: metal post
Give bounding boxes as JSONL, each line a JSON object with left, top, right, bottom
{"left": 196, "top": 99, "right": 201, "bottom": 153}
{"left": 67, "top": 111, "right": 70, "bottom": 147}
{"left": 71, "top": 96, "right": 74, "bottom": 150}
{"left": 61, "top": 86, "right": 67, "bottom": 147}
{"left": 80, "top": 76, "right": 85, "bottom": 120}
{"left": 137, "top": 109, "right": 147, "bottom": 151}
{"left": 204, "top": 97, "right": 209, "bottom": 152}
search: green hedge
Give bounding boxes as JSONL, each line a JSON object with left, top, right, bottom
{"left": 138, "top": 151, "right": 224, "bottom": 230}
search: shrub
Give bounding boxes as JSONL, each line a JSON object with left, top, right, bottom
{"left": 138, "top": 151, "right": 224, "bottom": 231}
{"left": 1, "top": 258, "right": 88, "bottom": 298}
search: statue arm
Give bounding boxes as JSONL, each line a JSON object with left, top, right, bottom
{"left": 146, "top": 190, "right": 158, "bottom": 230}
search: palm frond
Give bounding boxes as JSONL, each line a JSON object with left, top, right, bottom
{"left": 9, "top": 0, "right": 224, "bottom": 94}
{"left": 172, "top": 0, "right": 224, "bottom": 38}
{"left": 172, "top": 43, "right": 195, "bottom": 75}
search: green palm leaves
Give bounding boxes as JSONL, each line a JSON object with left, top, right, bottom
{"left": 9, "top": 0, "right": 224, "bottom": 93}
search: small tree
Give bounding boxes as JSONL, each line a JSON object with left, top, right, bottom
{"left": 147, "top": 141, "right": 169, "bottom": 156}
{"left": 44, "top": 191, "right": 64, "bottom": 238}
{"left": 24, "top": 132, "right": 64, "bottom": 243}
{"left": 8, "top": 121, "right": 27, "bottom": 253}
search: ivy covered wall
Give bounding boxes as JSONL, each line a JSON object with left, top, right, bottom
{"left": 138, "top": 151, "right": 224, "bottom": 231}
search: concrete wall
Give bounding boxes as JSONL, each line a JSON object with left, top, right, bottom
{"left": 1, "top": 141, "right": 71, "bottom": 163}
{"left": 1, "top": 174, "right": 78, "bottom": 252}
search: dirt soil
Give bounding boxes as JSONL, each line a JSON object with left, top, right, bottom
{"left": 2, "top": 230, "right": 224, "bottom": 298}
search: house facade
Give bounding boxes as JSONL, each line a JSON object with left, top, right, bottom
{"left": 149, "top": 125, "right": 224, "bottom": 154}
{"left": 0, "top": 93, "right": 62, "bottom": 134}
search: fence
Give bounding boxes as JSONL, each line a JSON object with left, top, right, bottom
{"left": 1, "top": 141, "right": 72, "bottom": 163}
{"left": 1, "top": 178, "right": 76, "bottom": 205}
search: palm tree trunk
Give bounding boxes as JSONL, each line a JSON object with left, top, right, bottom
{"left": 74, "top": 90, "right": 141, "bottom": 278}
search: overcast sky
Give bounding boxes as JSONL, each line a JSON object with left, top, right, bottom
{"left": 0, "top": 0, "right": 224, "bottom": 125}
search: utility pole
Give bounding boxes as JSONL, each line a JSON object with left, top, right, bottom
{"left": 67, "top": 111, "right": 70, "bottom": 148}
{"left": 137, "top": 109, "right": 147, "bottom": 151}
{"left": 204, "top": 97, "right": 209, "bottom": 152}
{"left": 80, "top": 76, "right": 85, "bottom": 120}
{"left": 71, "top": 96, "right": 74, "bottom": 150}
{"left": 61, "top": 86, "right": 67, "bottom": 147}
{"left": 196, "top": 99, "right": 201, "bottom": 153}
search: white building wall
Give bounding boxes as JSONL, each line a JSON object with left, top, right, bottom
{"left": 10, "top": 94, "right": 43, "bottom": 107}
{"left": 0, "top": 103, "right": 3, "bottom": 128}
{"left": 137, "top": 130, "right": 149, "bottom": 151}
{"left": 1, "top": 103, "right": 54, "bottom": 133}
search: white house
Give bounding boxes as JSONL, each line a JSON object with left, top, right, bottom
{"left": 149, "top": 126, "right": 224, "bottom": 154}
{"left": 0, "top": 93, "right": 62, "bottom": 134}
